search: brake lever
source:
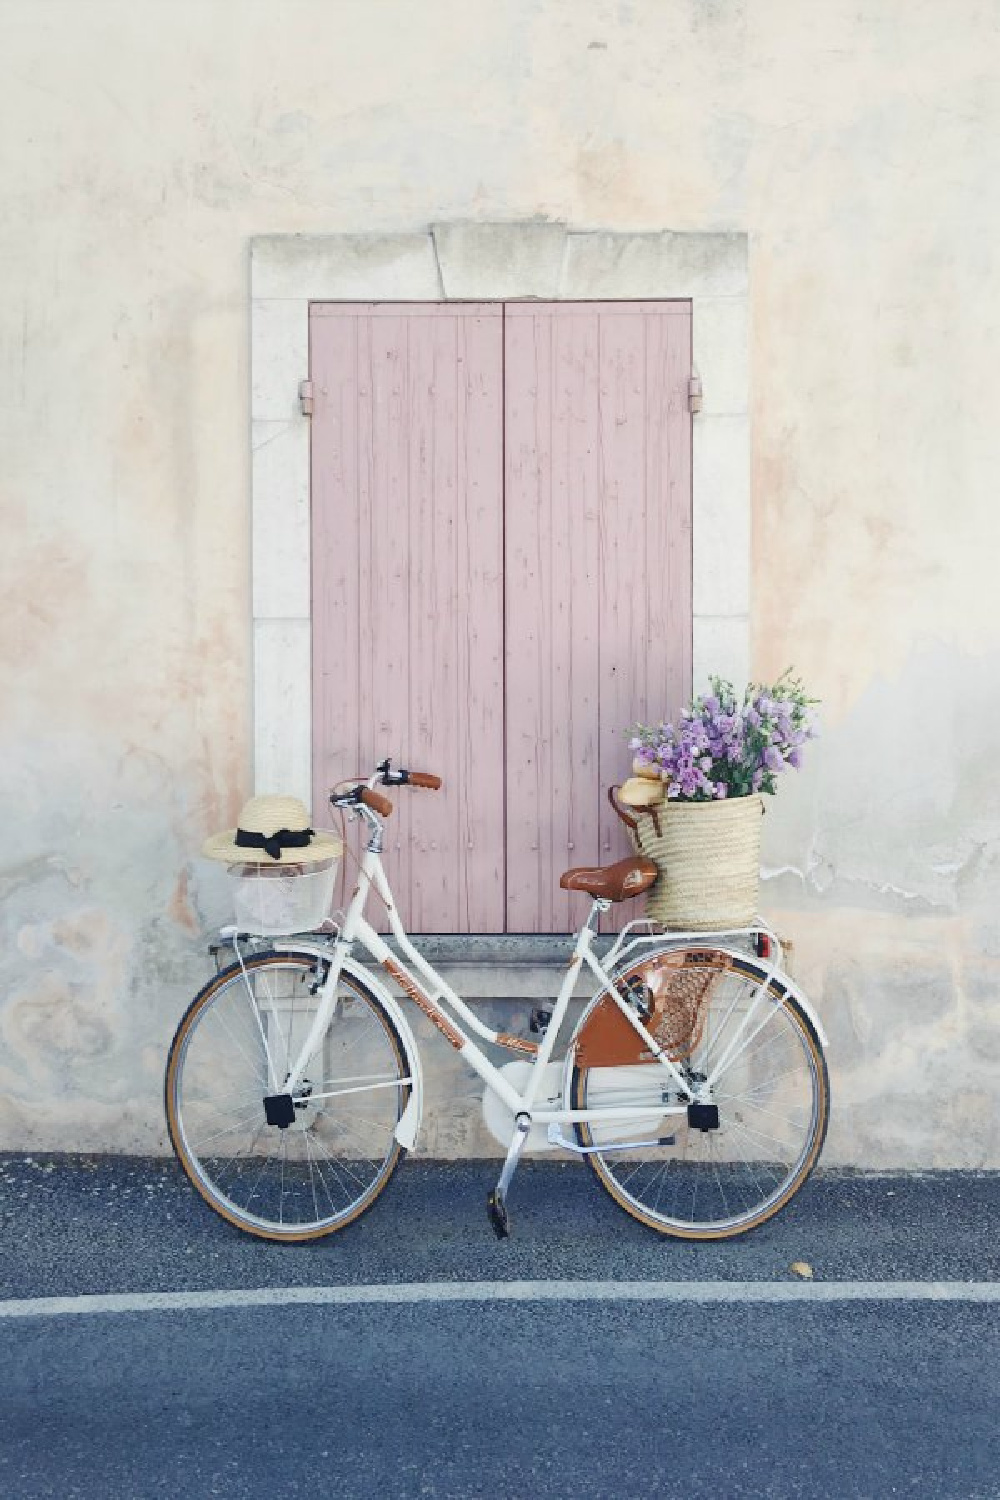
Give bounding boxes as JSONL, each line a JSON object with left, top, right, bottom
{"left": 376, "top": 758, "right": 410, "bottom": 787}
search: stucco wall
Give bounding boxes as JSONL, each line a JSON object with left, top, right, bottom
{"left": 1, "top": 0, "right": 997, "bottom": 1164}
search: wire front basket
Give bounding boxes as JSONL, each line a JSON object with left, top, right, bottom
{"left": 228, "top": 858, "right": 339, "bottom": 936}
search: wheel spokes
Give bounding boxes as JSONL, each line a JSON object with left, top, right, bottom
{"left": 580, "top": 966, "right": 823, "bottom": 1233}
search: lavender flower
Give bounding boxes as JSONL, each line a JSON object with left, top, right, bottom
{"left": 628, "top": 669, "right": 819, "bottom": 802}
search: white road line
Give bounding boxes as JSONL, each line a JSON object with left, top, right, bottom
{"left": 0, "top": 1280, "right": 999, "bottom": 1321}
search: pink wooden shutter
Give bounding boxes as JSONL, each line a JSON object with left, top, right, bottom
{"left": 504, "top": 302, "right": 692, "bottom": 933}
{"left": 310, "top": 303, "right": 505, "bottom": 933}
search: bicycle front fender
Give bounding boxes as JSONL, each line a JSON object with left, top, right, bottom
{"left": 269, "top": 942, "right": 424, "bottom": 1152}
{"left": 342, "top": 957, "right": 424, "bottom": 1150}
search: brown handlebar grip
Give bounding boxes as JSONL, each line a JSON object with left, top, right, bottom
{"left": 361, "top": 788, "right": 393, "bottom": 817}
{"left": 409, "top": 772, "right": 442, "bottom": 790}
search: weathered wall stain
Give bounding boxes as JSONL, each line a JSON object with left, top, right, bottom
{"left": 167, "top": 867, "right": 199, "bottom": 934}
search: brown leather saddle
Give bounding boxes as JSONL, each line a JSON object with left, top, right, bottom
{"left": 559, "top": 855, "right": 658, "bottom": 903}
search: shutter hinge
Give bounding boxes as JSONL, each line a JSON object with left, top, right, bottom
{"left": 298, "top": 379, "right": 314, "bottom": 416}
{"left": 688, "top": 374, "right": 703, "bottom": 415}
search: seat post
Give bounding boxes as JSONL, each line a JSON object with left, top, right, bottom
{"left": 586, "top": 898, "right": 612, "bottom": 932}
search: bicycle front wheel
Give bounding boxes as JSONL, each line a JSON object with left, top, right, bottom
{"left": 570, "top": 948, "right": 829, "bottom": 1239}
{"left": 165, "top": 952, "right": 410, "bottom": 1241}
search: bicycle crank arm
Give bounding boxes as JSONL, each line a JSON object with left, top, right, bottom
{"left": 546, "top": 1124, "right": 676, "bottom": 1155}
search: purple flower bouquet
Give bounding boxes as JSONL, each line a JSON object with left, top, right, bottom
{"left": 630, "top": 670, "right": 819, "bottom": 802}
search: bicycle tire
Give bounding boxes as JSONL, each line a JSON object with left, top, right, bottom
{"left": 570, "top": 947, "right": 829, "bottom": 1240}
{"left": 165, "top": 950, "right": 410, "bottom": 1242}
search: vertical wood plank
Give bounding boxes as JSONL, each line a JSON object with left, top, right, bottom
{"left": 385, "top": 310, "right": 416, "bottom": 916}
{"left": 596, "top": 307, "right": 648, "bottom": 931}
{"left": 408, "top": 310, "right": 457, "bottom": 932}
{"left": 504, "top": 308, "right": 550, "bottom": 930}
{"left": 458, "top": 313, "right": 506, "bottom": 928}
{"left": 550, "top": 310, "right": 601, "bottom": 931}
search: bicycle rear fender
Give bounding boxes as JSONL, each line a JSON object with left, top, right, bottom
{"left": 773, "top": 967, "right": 828, "bottom": 1049}
{"left": 271, "top": 943, "right": 424, "bottom": 1151}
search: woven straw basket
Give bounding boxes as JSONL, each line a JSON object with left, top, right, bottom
{"left": 612, "top": 789, "right": 764, "bottom": 931}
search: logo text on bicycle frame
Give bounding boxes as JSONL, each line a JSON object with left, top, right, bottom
{"left": 383, "top": 958, "right": 465, "bottom": 1050}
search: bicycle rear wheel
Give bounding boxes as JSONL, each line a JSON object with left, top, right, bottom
{"left": 165, "top": 951, "right": 410, "bottom": 1241}
{"left": 570, "top": 948, "right": 829, "bottom": 1239}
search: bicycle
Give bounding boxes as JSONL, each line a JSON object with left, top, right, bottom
{"left": 165, "top": 761, "right": 830, "bottom": 1243}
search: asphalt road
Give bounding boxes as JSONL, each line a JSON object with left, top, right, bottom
{"left": 2, "top": 1157, "right": 999, "bottom": 1500}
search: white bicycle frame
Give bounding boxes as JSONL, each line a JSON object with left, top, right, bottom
{"left": 235, "top": 796, "right": 826, "bottom": 1162}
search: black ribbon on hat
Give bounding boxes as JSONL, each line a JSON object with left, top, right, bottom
{"left": 234, "top": 826, "right": 315, "bottom": 862}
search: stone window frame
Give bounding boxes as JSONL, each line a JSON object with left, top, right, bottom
{"left": 250, "top": 220, "right": 749, "bottom": 804}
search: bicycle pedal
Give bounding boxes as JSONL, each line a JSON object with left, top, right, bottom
{"left": 688, "top": 1102, "right": 720, "bottom": 1132}
{"left": 263, "top": 1093, "right": 296, "bottom": 1129}
{"left": 486, "top": 1189, "right": 511, "bottom": 1239}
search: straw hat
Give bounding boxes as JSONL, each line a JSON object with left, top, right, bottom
{"left": 203, "top": 795, "right": 343, "bottom": 866}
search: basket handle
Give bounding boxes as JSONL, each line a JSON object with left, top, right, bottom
{"left": 608, "top": 784, "right": 639, "bottom": 833}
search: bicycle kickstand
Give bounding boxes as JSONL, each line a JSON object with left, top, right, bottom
{"left": 486, "top": 1113, "right": 531, "bottom": 1239}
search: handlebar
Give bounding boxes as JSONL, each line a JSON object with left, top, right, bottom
{"left": 373, "top": 758, "right": 441, "bottom": 790}
{"left": 330, "top": 760, "right": 442, "bottom": 818}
